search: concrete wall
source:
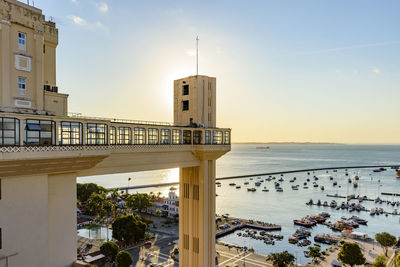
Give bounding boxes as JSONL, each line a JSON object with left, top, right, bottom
{"left": 0, "top": 173, "right": 77, "bottom": 267}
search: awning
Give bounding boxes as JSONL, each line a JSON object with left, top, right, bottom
{"left": 26, "top": 124, "right": 41, "bottom": 131}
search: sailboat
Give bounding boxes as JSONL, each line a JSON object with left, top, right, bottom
{"left": 396, "top": 170, "right": 400, "bottom": 178}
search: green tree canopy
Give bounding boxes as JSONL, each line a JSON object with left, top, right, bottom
{"left": 86, "top": 192, "right": 107, "bottom": 216}
{"left": 337, "top": 242, "right": 366, "bottom": 267}
{"left": 100, "top": 241, "right": 119, "bottom": 261}
{"left": 396, "top": 254, "right": 400, "bottom": 267}
{"left": 375, "top": 232, "right": 397, "bottom": 256}
{"left": 307, "top": 246, "right": 321, "bottom": 259}
{"left": 267, "top": 251, "right": 295, "bottom": 267}
{"left": 77, "top": 183, "right": 108, "bottom": 203}
{"left": 115, "top": 251, "right": 133, "bottom": 267}
{"left": 126, "top": 193, "right": 153, "bottom": 212}
{"left": 112, "top": 214, "right": 147, "bottom": 245}
{"left": 372, "top": 255, "right": 387, "bottom": 267}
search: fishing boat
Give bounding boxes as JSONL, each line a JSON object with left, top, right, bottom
{"left": 333, "top": 181, "right": 337, "bottom": 186}
{"left": 262, "top": 187, "right": 269, "bottom": 192}
{"left": 236, "top": 185, "right": 241, "bottom": 189}
{"left": 348, "top": 178, "right": 352, "bottom": 183}
{"left": 255, "top": 181, "right": 261, "bottom": 186}
{"left": 215, "top": 182, "right": 221, "bottom": 185}
{"left": 229, "top": 183, "right": 236, "bottom": 186}
{"left": 278, "top": 178, "right": 284, "bottom": 182}
{"left": 355, "top": 176, "right": 359, "bottom": 180}
{"left": 244, "top": 181, "right": 249, "bottom": 185}
{"left": 329, "top": 176, "right": 333, "bottom": 180}
{"left": 292, "top": 185, "right": 299, "bottom": 190}
{"left": 313, "top": 184, "right": 318, "bottom": 188}
{"left": 276, "top": 187, "right": 283, "bottom": 192}
{"left": 247, "top": 188, "right": 256, "bottom": 192}
{"left": 353, "top": 182, "right": 358, "bottom": 188}
{"left": 396, "top": 170, "right": 400, "bottom": 178}
{"left": 320, "top": 186, "right": 325, "bottom": 191}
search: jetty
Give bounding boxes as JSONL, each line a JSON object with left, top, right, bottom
{"left": 216, "top": 216, "right": 281, "bottom": 238}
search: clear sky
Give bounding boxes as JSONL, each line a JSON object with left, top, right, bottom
{"left": 37, "top": 0, "right": 399, "bottom": 144}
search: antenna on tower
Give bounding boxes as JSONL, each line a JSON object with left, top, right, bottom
{"left": 196, "top": 35, "right": 199, "bottom": 76}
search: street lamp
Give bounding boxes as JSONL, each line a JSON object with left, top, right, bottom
{"left": 127, "top": 177, "right": 132, "bottom": 194}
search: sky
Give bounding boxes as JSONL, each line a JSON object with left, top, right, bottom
{"left": 35, "top": 0, "right": 400, "bottom": 144}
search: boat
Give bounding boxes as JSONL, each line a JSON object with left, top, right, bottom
{"left": 215, "top": 182, "right": 221, "bottom": 185}
{"left": 333, "top": 181, "right": 337, "bottom": 186}
{"left": 229, "top": 183, "right": 236, "bottom": 186}
{"left": 348, "top": 178, "right": 352, "bottom": 183}
{"left": 292, "top": 185, "right": 299, "bottom": 190}
{"left": 320, "top": 186, "right": 325, "bottom": 191}
{"left": 276, "top": 187, "right": 283, "bottom": 192}
{"left": 396, "top": 170, "right": 400, "bottom": 178}
{"left": 247, "top": 188, "right": 256, "bottom": 192}
{"left": 170, "top": 186, "right": 177, "bottom": 191}
{"left": 373, "top": 169, "right": 381, "bottom": 173}
{"left": 256, "top": 146, "right": 270, "bottom": 149}
{"left": 293, "top": 219, "right": 316, "bottom": 228}
{"left": 303, "top": 186, "right": 309, "bottom": 189}
{"left": 355, "top": 176, "right": 359, "bottom": 180}
{"left": 262, "top": 187, "right": 269, "bottom": 192}
{"left": 353, "top": 182, "right": 358, "bottom": 188}
{"left": 313, "top": 184, "right": 318, "bottom": 188}
{"left": 329, "top": 176, "right": 333, "bottom": 180}
{"left": 278, "top": 178, "right": 284, "bottom": 182}
{"left": 244, "top": 181, "right": 249, "bottom": 185}
{"left": 255, "top": 182, "right": 261, "bottom": 186}
{"left": 307, "top": 199, "right": 313, "bottom": 205}
{"left": 235, "top": 185, "right": 241, "bottom": 189}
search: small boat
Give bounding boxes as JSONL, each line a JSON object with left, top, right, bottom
{"left": 373, "top": 169, "right": 381, "bottom": 173}
{"left": 396, "top": 170, "right": 400, "bottom": 178}
{"left": 313, "top": 184, "right": 318, "bottom": 188}
{"left": 262, "top": 187, "right": 269, "bottom": 192}
{"left": 278, "top": 178, "right": 284, "bottom": 182}
{"left": 247, "top": 188, "right": 256, "bottom": 192}
{"left": 276, "top": 187, "right": 283, "bottom": 192}
{"left": 215, "top": 182, "right": 221, "bottom": 185}
{"left": 333, "top": 181, "right": 337, "bottom": 186}
{"left": 353, "top": 182, "right": 358, "bottom": 188}
{"left": 255, "top": 182, "right": 261, "bottom": 186}
{"left": 303, "top": 186, "right": 309, "bottom": 189}
{"left": 348, "top": 178, "right": 352, "bottom": 183}
{"left": 320, "top": 186, "right": 325, "bottom": 191}
{"left": 329, "top": 176, "right": 333, "bottom": 180}
{"left": 229, "top": 183, "right": 236, "bottom": 186}
{"left": 235, "top": 185, "right": 241, "bottom": 189}
{"left": 244, "top": 181, "right": 249, "bottom": 185}
{"left": 355, "top": 176, "right": 359, "bottom": 180}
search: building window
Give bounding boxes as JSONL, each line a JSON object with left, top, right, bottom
{"left": 213, "top": 130, "right": 223, "bottom": 145}
{"left": 160, "top": 129, "right": 170, "bottom": 144}
{"left": 87, "top": 123, "right": 107, "bottom": 145}
{"left": 117, "top": 127, "right": 131, "bottom": 144}
{"left": 18, "top": 77, "right": 26, "bottom": 95}
{"left": 183, "top": 84, "right": 189, "bottom": 95}
{"left": 172, "top": 129, "right": 181, "bottom": 144}
{"left": 134, "top": 128, "right": 146, "bottom": 144}
{"left": 224, "top": 131, "right": 230, "bottom": 144}
{"left": 182, "top": 100, "right": 189, "bottom": 111}
{"left": 183, "top": 130, "right": 191, "bottom": 144}
{"left": 0, "top": 118, "right": 20, "bottom": 146}
{"left": 193, "top": 130, "right": 202, "bottom": 145}
{"left": 205, "top": 130, "right": 211, "bottom": 144}
{"left": 148, "top": 128, "right": 158, "bottom": 144}
{"left": 109, "top": 126, "right": 116, "bottom": 145}
{"left": 59, "top": 122, "right": 82, "bottom": 145}
{"left": 18, "top": 32, "right": 26, "bottom": 50}
{"left": 23, "top": 119, "right": 55, "bottom": 146}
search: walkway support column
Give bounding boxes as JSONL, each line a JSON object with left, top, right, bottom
{"left": 179, "top": 159, "right": 216, "bottom": 267}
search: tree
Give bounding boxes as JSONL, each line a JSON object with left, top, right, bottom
{"left": 267, "top": 251, "right": 295, "bottom": 267}
{"left": 77, "top": 183, "right": 108, "bottom": 203}
{"left": 337, "top": 242, "right": 366, "bottom": 267}
{"left": 115, "top": 251, "right": 133, "bottom": 267}
{"left": 86, "top": 192, "right": 107, "bottom": 216}
{"left": 112, "top": 214, "right": 147, "bottom": 245}
{"left": 375, "top": 232, "right": 397, "bottom": 256}
{"left": 396, "top": 254, "right": 400, "bottom": 267}
{"left": 372, "top": 255, "right": 387, "bottom": 267}
{"left": 100, "top": 241, "right": 119, "bottom": 261}
{"left": 307, "top": 246, "right": 321, "bottom": 260}
{"left": 126, "top": 193, "right": 153, "bottom": 212}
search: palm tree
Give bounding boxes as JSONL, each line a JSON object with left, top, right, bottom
{"left": 267, "top": 251, "right": 295, "bottom": 267}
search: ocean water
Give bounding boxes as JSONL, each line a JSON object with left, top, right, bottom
{"left": 78, "top": 144, "right": 400, "bottom": 264}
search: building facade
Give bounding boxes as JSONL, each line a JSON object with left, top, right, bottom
{"left": 0, "top": 0, "right": 68, "bottom": 116}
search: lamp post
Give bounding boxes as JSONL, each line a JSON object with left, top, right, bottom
{"left": 127, "top": 177, "right": 132, "bottom": 194}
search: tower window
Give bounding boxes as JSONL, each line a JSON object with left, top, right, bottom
{"left": 18, "top": 77, "right": 26, "bottom": 95}
{"left": 183, "top": 85, "right": 189, "bottom": 95}
{"left": 182, "top": 100, "right": 189, "bottom": 111}
{"left": 18, "top": 32, "right": 26, "bottom": 51}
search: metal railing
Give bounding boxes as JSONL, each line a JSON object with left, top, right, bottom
{"left": 68, "top": 113, "right": 174, "bottom": 126}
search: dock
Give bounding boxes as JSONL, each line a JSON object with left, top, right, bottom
{"left": 216, "top": 216, "right": 281, "bottom": 238}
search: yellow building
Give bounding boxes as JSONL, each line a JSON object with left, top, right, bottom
{"left": 0, "top": 0, "right": 68, "bottom": 116}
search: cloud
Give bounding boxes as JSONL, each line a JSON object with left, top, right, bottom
{"left": 71, "top": 0, "right": 78, "bottom": 3}
{"left": 68, "top": 15, "right": 105, "bottom": 30}
{"left": 68, "top": 15, "right": 86, "bottom": 25}
{"left": 95, "top": 2, "right": 108, "bottom": 13}
{"left": 372, "top": 67, "right": 381, "bottom": 73}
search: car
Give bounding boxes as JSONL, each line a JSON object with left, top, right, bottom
{"left": 145, "top": 241, "right": 153, "bottom": 246}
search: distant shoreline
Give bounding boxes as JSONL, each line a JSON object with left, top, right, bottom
{"left": 232, "top": 142, "right": 343, "bottom": 145}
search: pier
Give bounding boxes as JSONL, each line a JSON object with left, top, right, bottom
{"left": 216, "top": 216, "right": 281, "bottom": 238}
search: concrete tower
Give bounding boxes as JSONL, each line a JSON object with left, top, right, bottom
{"left": 174, "top": 75, "right": 216, "bottom": 127}
{"left": 175, "top": 75, "right": 219, "bottom": 267}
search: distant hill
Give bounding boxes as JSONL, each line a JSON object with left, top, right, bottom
{"left": 232, "top": 142, "right": 343, "bottom": 145}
